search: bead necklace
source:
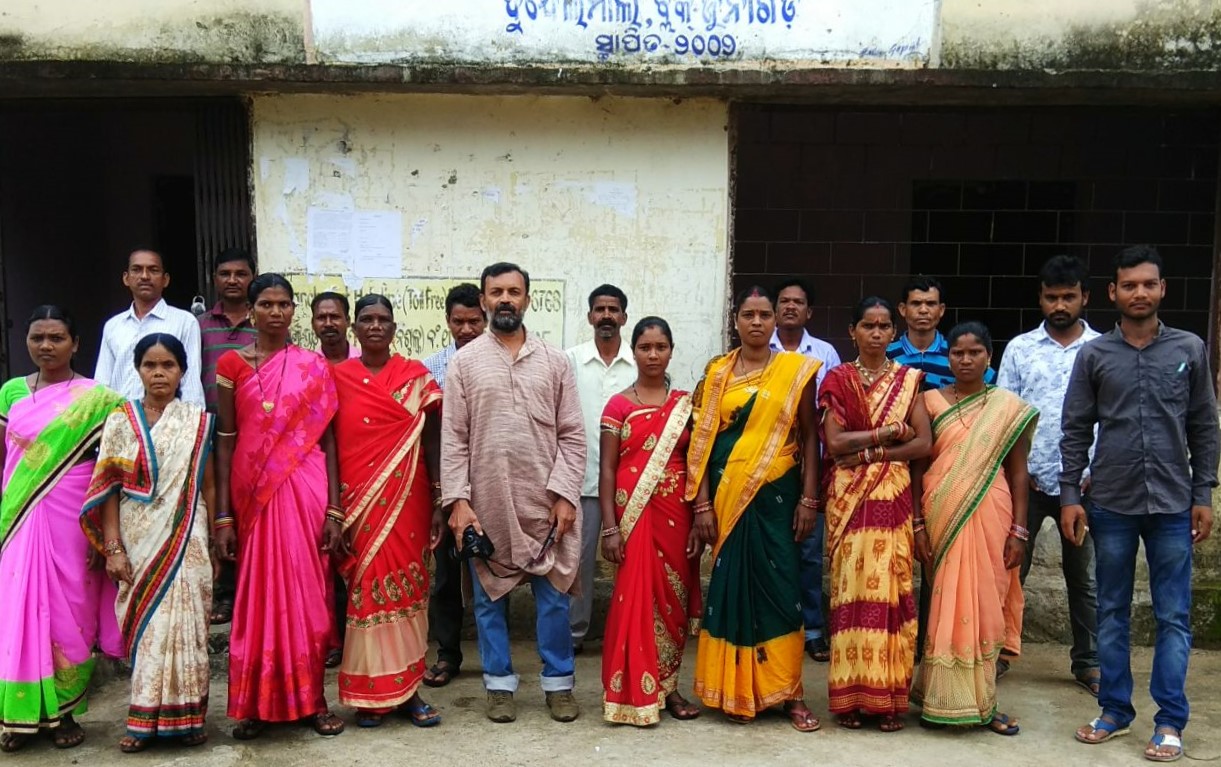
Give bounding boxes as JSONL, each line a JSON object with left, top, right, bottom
{"left": 853, "top": 357, "right": 891, "bottom": 386}
{"left": 951, "top": 382, "right": 989, "bottom": 429}
{"left": 632, "top": 381, "right": 670, "bottom": 407}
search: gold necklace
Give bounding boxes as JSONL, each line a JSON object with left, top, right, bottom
{"left": 254, "top": 342, "right": 290, "bottom": 414}
{"left": 853, "top": 358, "right": 890, "bottom": 385}
{"left": 736, "top": 350, "right": 773, "bottom": 378}
{"left": 632, "top": 382, "right": 670, "bottom": 407}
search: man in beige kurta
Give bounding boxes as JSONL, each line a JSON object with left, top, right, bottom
{"left": 441, "top": 262, "right": 586, "bottom": 724}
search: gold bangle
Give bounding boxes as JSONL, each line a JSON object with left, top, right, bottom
{"left": 216, "top": 430, "right": 237, "bottom": 437}
{"left": 213, "top": 517, "right": 235, "bottom": 529}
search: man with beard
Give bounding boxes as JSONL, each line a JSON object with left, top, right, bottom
{"left": 422, "top": 283, "right": 487, "bottom": 688}
{"left": 311, "top": 291, "right": 359, "bottom": 364}
{"left": 441, "top": 262, "right": 586, "bottom": 724}
{"left": 996, "top": 255, "right": 1100, "bottom": 691}
{"left": 197, "top": 247, "right": 256, "bottom": 626}
{"left": 96, "top": 248, "right": 204, "bottom": 406}
{"left": 769, "top": 278, "right": 839, "bottom": 663}
{"left": 1062, "top": 246, "right": 1217, "bottom": 762}
{"left": 565, "top": 284, "right": 636, "bottom": 654}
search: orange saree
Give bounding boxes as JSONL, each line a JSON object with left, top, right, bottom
{"left": 333, "top": 356, "right": 441, "bottom": 713}
{"left": 600, "top": 391, "right": 701, "bottom": 726}
{"left": 912, "top": 386, "right": 1036, "bottom": 725}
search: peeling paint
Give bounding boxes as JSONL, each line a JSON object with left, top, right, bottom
{"left": 0, "top": 12, "right": 304, "bottom": 64}
{"left": 944, "top": 0, "right": 1221, "bottom": 71}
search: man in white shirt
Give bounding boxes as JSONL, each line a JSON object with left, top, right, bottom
{"left": 770, "top": 278, "right": 841, "bottom": 662}
{"left": 95, "top": 249, "right": 204, "bottom": 406}
{"left": 565, "top": 284, "right": 637, "bottom": 653}
{"left": 996, "top": 254, "right": 1100, "bottom": 692}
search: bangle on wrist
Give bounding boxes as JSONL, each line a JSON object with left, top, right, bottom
{"left": 600, "top": 526, "right": 620, "bottom": 539}
{"left": 213, "top": 516, "right": 235, "bottom": 530}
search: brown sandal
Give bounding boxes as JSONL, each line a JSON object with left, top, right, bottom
{"left": 879, "top": 715, "right": 905, "bottom": 732}
{"left": 233, "top": 719, "right": 266, "bottom": 740}
{"left": 0, "top": 733, "right": 30, "bottom": 753}
{"left": 53, "top": 720, "right": 86, "bottom": 749}
{"left": 312, "top": 711, "right": 345, "bottom": 736}
{"left": 664, "top": 694, "right": 701, "bottom": 721}
{"left": 118, "top": 735, "right": 148, "bottom": 753}
{"left": 784, "top": 701, "right": 821, "bottom": 733}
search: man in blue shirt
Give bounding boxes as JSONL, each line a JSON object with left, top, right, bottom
{"left": 888, "top": 275, "right": 995, "bottom": 660}
{"left": 769, "top": 278, "right": 841, "bottom": 663}
{"left": 887, "top": 275, "right": 996, "bottom": 391}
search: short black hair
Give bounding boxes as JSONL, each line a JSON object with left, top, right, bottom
{"left": 248, "top": 273, "right": 295, "bottom": 305}
{"left": 445, "top": 283, "right": 481, "bottom": 317}
{"left": 1039, "top": 255, "right": 1090, "bottom": 291}
{"left": 26, "top": 304, "right": 78, "bottom": 341}
{"left": 354, "top": 293, "right": 394, "bottom": 320}
{"left": 481, "top": 262, "right": 530, "bottom": 294}
{"left": 774, "top": 278, "right": 815, "bottom": 305}
{"left": 734, "top": 284, "right": 775, "bottom": 313}
{"left": 588, "top": 284, "right": 628, "bottom": 312}
{"left": 900, "top": 275, "right": 944, "bottom": 304}
{"left": 311, "top": 290, "right": 349, "bottom": 316}
{"left": 947, "top": 321, "right": 993, "bottom": 356}
{"left": 216, "top": 247, "right": 256, "bottom": 273}
{"left": 1113, "top": 245, "right": 1164, "bottom": 281}
{"left": 127, "top": 248, "right": 163, "bottom": 268}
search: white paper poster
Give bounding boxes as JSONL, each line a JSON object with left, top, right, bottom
{"left": 305, "top": 207, "right": 404, "bottom": 278}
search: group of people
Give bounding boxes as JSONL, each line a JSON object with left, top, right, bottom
{"left": 0, "top": 245, "right": 1214, "bottom": 766}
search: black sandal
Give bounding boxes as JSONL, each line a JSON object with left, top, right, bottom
{"left": 0, "top": 733, "right": 29, "bottom": 753}
{"left": 118, "top": 735, "right": 149, "bottom": 753}
{"left": 210, "top": 599, "right": 234, "bottom": 625}
{"left": 233, "top": 719, "right": 266, "bottom": 741}
{"left": 53, "top": 720, "right": 85, "bottom": 749}
{"left": 423, "top": 660, "right": 460, "bottom": 688}
{"left": 664, "top": 694, "right": 701, "bottom": 721}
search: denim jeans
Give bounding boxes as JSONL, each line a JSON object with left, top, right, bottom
{"left": 568, "top": 497, "right": 601, "bottom": 644}
{"left": 799, "top": 514, "right": 826, "bottom": 641}
{"left": 469, "top": 561, "right": 575, "bottom": 693}
{"left": 1019, "top": 490, "right": 1098, "bottom": 675}
{"left": 1089, "top": 504, "right": 1193, "bottom": 731}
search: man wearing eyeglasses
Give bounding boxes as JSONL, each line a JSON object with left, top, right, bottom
{"left": 95, "top": 248, "right": 205, "bottom": 406}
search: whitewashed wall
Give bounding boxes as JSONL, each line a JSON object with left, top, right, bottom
{"left": 250, "top": 93, "right": 730, "bottom": 388}
{"left": 309, "top": 0, "right": 937, "bottom": 66}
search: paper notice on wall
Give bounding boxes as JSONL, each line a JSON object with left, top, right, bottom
{"left": 282, "top": 158, "right": 310, "bottom": 195}
{"left": 306, "top": 207, "right": 403, "bottom": 278}
{"left": 353, "top": 210, "right": 402, "bottom": 278}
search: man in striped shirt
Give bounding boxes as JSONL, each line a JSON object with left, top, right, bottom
{"left": 197, "top": 248, "right": 256, "bottom": 413}
{"left": 196, "top": 248, "right": 256, "bottom": 627}
{"left": 886, "top": 275, "right": 996, "bottom": 391}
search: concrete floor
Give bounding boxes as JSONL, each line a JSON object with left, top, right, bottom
{"left": 6, "top": 642, "right": 1220, "bottom": 767}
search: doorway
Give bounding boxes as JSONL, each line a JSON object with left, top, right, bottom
{"left": 0, "top": 99, "right": 252, "bottom": 377}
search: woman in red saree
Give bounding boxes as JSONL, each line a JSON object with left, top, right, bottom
{"left": 333, "top": 294, "right": 444, "bottom": 728}
{"left": 600, "top": 317, "right": 702, "bottom": 726}
{"left": 212, "top": 274, "right": 346, "bottom": 739}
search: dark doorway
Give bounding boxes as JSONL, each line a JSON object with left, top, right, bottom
{"left": 0, "top": 99, "right": 252, "bottom": 377}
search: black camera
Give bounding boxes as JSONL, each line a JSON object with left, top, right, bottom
{"left": 458, "top": 525, "right": 495, "bottom": 562}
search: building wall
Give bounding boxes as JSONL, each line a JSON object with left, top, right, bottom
{"left": 733, "top": 107, "right": 1218, "bottom": 363}
{"left": 250, "top": 93, "right": 730, "bottom": 387}
{"left": 6, "top": 0, "right": 1221, "bottom": 72}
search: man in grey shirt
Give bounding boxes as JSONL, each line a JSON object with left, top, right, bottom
{"left": 1060, "top": 246, "right": 1218, "bottom": 761}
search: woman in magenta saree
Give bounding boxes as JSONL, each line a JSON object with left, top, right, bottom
{"left": 213, "top": 274, "right": 345, "bottom": 739}
{"left": 0, "top": 306, "right": 123, "bottom": 752}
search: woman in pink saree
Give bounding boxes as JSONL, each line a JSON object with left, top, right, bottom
{"left": 213, "top": 274, "right": 346, "bottom": 740}
{"left": 0, "top": 306, "right": 123, "bottom": 753}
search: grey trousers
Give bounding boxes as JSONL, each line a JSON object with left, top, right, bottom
{"left": 568, "top": 496, "right": 602, "bottom": 644}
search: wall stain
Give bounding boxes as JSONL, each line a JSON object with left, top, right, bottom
{"left": 0, "top": 11, "right": 304, "bottom": 64}
{"left": 945, "top": 0, "right": 1221, "bottom": 71}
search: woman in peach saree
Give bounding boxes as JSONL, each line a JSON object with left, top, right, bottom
{"left": 911, "top": 322, "right": 1036, "bottom": 735}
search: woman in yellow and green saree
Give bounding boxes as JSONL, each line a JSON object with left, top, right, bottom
{"left": 688, "top": 286, "right": 822, "bottom": 732}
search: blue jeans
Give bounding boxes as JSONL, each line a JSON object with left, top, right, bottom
{"left": 1089, "top": 504, "right": 1193, "bottom": 731}
{"left": 469, "top": 562, "right": 575, "bottom": 693}
{"left": 799, "top": 514, "right": 826, "bottom": 641}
